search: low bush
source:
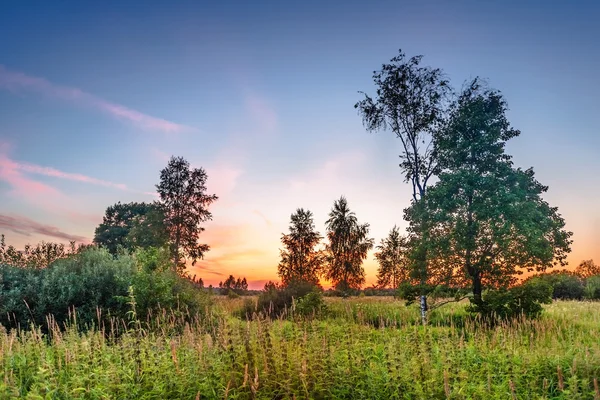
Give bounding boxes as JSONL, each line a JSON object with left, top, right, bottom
{"left": 0, "top": 246, "right": 211, "bottom": 333}
{"left": 468, "top": 279, "right": 553, "bottom": 320}
{"left": 242, "top": 280, "right": 324, "bottom": 319}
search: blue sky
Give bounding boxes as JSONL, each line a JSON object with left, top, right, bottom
{"left": 1, "top": 0, "right": 598, "bottom": 287}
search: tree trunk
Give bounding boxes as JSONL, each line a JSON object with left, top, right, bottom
{"left": 472, "top": 271, "right": 483, "bottom": 308}
{"left": 420, "top": 295, "right": 428, "bottom": 325}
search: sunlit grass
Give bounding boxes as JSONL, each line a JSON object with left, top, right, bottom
{"left": 1, "top": 298, "right": 599, "bottom": 399}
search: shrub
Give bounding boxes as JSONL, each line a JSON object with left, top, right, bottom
{"left": 527, "top": 272, "right": 585, "bottom": 300}
{"left": 584, "top": 275, "right": 600, "bottom": 300}
{"left": 0, "top": 247, "right": 135, "bottom": 330}
{"left": 243, "top": 280, "right": 322, "bottom": 319}
{"left": 0, "top": 246, "right": 211, "bottom": 332}
{"left": 468, "top": 280, "right": 552, "bottom": 320}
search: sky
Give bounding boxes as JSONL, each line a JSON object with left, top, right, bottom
{"left": 0, "top": 0, "right": 598, "bottom": 289}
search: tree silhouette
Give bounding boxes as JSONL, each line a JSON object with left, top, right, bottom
{"left": 410, "top": 79, "right": 572, "bottom": 309}
{"left": 278, "top": 208, "right": 324, "bottom": 286}
{"left": 375, "top": 226, "right": 410, "bottom": 289}
{"left": 156, "top": 156, "right": 218, "bottom": 270}
{"left": 325, "top": 196, "right": 374, "bottom": 293}
{"left": 355, "top": 49, "right": 451, "bottom": 321}
{"left": 575, "top": 260, "right": 600, "bottom": 278}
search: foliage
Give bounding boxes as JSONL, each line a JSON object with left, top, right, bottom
{"left": 243, "top": 280, "right": 322, "bottom": 319}
{"left": 374, "top": 225, "right": 410, "bottom": 289}
{"left": 277, "top": 208, "right": 324, "bottom": 286}
{"left": 584, "top": 275, "right": 600, "bottom": 300}
{"left": 0, "top": 247, "right": 134, "bottom": 330}
{"left": 156, "top": 156, "right": 218, "bottom": 269}
{"left": 527, "top": 271, "right": 585, "bottom": 300}
{"left": 93, "top": 202, "right": 166, "bottom": 255}
{"left": 324, "top": 196, "right": 374, "bottom": 293}
{"left": 0, "top": 245, "right": 211, "bottom": 332}
{"left": 576, "top": 259, "right": 600, "bottom": 278}
{"left": 411, "top": 79, "right": 573, "bottom": 308}
{"left": 468, "top": 280, "right": 553, "bottom": 320}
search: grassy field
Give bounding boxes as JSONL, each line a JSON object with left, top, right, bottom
{"left": 1, "top": 297, "right": 599, "bottom": 399}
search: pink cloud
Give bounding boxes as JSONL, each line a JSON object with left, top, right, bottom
{"left": 15, "top": 162, "right": 128, "bottom": 190}
{"left": 0, "top": 152, "right": 63, "bottom": 201}
{"left": 0, "top": 213, "right": 87, "bottom": 242}
{"left": 0, "top": 65, "right": 190, "bottom": 134}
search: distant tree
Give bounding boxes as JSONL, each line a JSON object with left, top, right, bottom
{"left": 355, "top": 49, "right": 452, "bottom": 322}
{"left": 94, "top": 202, "right": 165, "bottom": 254}
{"left": 325, "top": 197, "right": 374, "bottom": 293}
{"left": 575, "top": 259, "right": 600, "bottom": 278}
{"left": 277, "top": 208, "right": 324, "bottom": 286}
{"left": 219, "top": 275, "right": 248, "bottom": 295}
{"left": 374, "top": 226, "right": 410, "bottom": 289}
{"left": 156, "top": 156, "right": 218, "bottom": 270}
{"left": 0, "top": 235, "right": 87, "bottom": 269}
{"left": 411, "top": 79, "right": 572, "bottom": 310}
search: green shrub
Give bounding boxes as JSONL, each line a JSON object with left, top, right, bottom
{"left": 527, "top": 272, "right": 585, "bottom": 300}
{"left": 243, "top": 280, "right": 322, "bottom": 319}
{"left": 0, "top": 246, "right": 211, "bottom": 332}
{"left": 584, "top": 275, "right": 600, "bottom": 300}
{"left": 469, "top": 280, "right": 553, "bottom": 320}
{"left": 294, "top": 290, "right": 326, "bottom": 317}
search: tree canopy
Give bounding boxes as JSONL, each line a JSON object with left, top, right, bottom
{"left": 93, "top": 202, "right": 164, "bottom": 255}
{"left": 325, "top": 196, "right": 374, "bottom": 292}
{"left": 374, "top": 226, "right": 410, "bottom": 289}
{"left": 156, "top": 156, "right": 218, "bottom": 270}
{"left": 277, "top": 208, "right": 324, "bottom": 286}
{"left": 409, "top": 79, "right": 573, "bottom": 308}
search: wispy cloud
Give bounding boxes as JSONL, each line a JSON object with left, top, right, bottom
{"left": 0, "top": 65, "right": 190, "bottom": 134}
{"left": 0, "top": 213, "right": 87, "bottom": 242}
{"left": 0, "top": 145, "right": 128, "bottom": 191}
{"left": 15, "top": 162, "right": 128, "bottom": 190}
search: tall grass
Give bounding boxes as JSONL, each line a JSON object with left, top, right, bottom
{"left": 1, "top": 299, "right": 599, "bottom": 399}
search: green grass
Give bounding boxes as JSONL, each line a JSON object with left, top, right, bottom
{"left": 1, "top": 298, "right": 599, "bottom": 399}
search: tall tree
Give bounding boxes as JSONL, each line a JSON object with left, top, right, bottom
{"left": 325, "top": 197, "right": 374, "bottom": 292}
{"left": 374, "top": 226, "right": 410, "bottom": 289}
{"left": 355, "top": 49, "right": 451, "bottom": 321}
{"left": 278, "top": 208, "right": 324, "bottom": 286}
{"left": 156, "top": 156, "right": 218, "bottom": 270}
{"left": 94, "top": 202, "right": 164, "bottom": 255}
{"left": 411, "top": 79, "right": 572, "bottom": 309}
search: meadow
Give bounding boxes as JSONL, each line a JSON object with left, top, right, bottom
{"left": 1, "top": 297, "right": 599, "bottom": 399}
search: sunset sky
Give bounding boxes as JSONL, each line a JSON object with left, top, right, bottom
{"left": 1, "top": 1, "right": 598, "bottom": 288}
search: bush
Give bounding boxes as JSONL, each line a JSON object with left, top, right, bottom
{"left": 527, "top": 272, "right": 585, "bottom": 300}
{"left": 0, "top": 246, "right": 211, "bottom": 332}
{"left": 242, "top": 280, "right": 323, "bottom": 319}
{"left": 0, "top": 247, "right": 134, "bottom": 330}
{"left": 585, "top": 275, "right": 600, "bottom": 300}
{"left": 468, "top": 280, "right": 552, "bottom": 320}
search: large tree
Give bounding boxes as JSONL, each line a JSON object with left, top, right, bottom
{"left": 374, "top": 226, "right": 410, "bottom": 289}
{"left": 325, "top": 197, "right": 374, "bottom": 292}
{"left": 355, "top": 50, "right": 451, "bottom": 321}
{"left": 278, "top": 208, "right": 324, "bottom": 286}
{"left": 156, "top": 156, "right": 218, "bottom": 270}
{"left": 411, "top": 79, "right": 572, "bottom": 308}
{"left": 94, "top": 202, "right": 166, "bottom": 255}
